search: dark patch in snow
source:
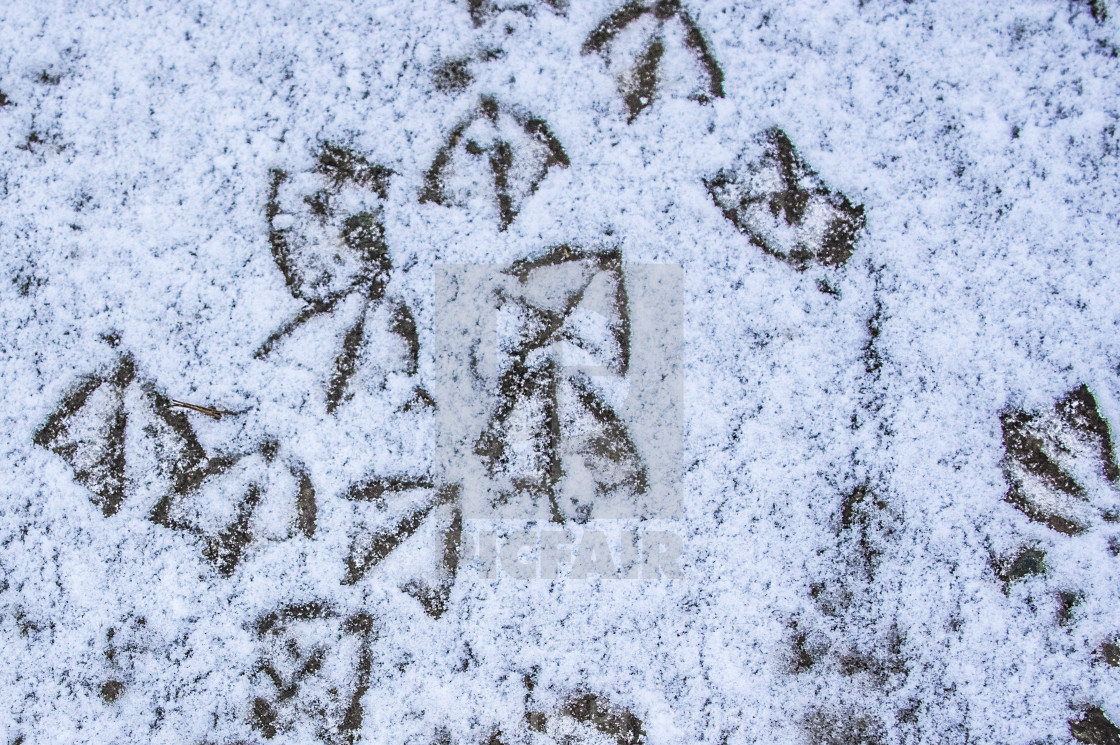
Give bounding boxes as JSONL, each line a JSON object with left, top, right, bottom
{"left": 1070, "top": 707, "right": 1120, "bottom": 745}
{"left": 1001, "top": 385, "right": 1120, "bottom": 536}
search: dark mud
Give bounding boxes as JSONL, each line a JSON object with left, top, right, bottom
{"left": 390, "top": 302, "right": 420, "bottom": 375}
{"left": 1000, "top": 384, "right": 1120, "bottom": 536}
{"left": 343, "top": 475, "right": 434, "bottom": 505}
{"left": 561, "top": 693, "right": 646, "bottom": 745}
{"left": 326, "top": 304, "right": 369, "bottom": 414}
{"left": 202, "top": 484, "right": 262, "bottom": 577}
{"left": 624, "top": 37, "right": 664, "bottom": 123}
{"left": 432, "top": 57, "right": 473, "bottom": 93}
{"left": 294, "top": 467, "right": 317, "bottom": 539}
{"left": 1070, "top": 707, "right": 1120, "bottom": 745}
{"left": 992, "top": 546, "right": 1046, "bottom": 588}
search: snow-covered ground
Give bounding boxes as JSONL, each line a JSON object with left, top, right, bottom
{"left": 2, "top": 0, "right": 1119, "bottom": 743}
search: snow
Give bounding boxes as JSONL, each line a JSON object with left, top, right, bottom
{"left": 2, "top": 0, "right": 1120, "bottom": 743}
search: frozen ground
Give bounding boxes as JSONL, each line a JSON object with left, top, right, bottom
{"left": 1, "top": 0, "right": 1120, "bottom": 743}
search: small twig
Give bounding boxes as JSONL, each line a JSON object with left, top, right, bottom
{"left": 170, "top": 400, "right": 237, "bottom": 421}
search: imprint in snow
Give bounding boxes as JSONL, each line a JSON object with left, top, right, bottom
{"left": 463, "top": 0, "right": 567, "bottom": 27}
{"left": 1069, "top": 707, "right": 1120, "bottom": 745}
{"left": 582, "top": 0, "right": 724, "bottom": 123}
{"left": 1000, "top": 384, "right": 1120, "bottom": 537}
{"left": 342, "top": 481, "right": 462, "bottom": 619}
{"left": 420, "top": 96, "right": 569, "bottom": 231}
{"left": 475, "top": 246, "right": 646, "bottom": 524}
{"left": 34, "top": 350, "right": 318, "bottom": 576}
{"left": 259, "top": 143, "right": 421, "bottom": 414}
{"left": 150, "top": 438, "right": 319, "bottom": 577}
{"left": 524, "top": 688, "right": 647, "bottom": 745}
{"left": 249, "top": 602, "right": 376, "bottom": 744}
{"left": 34, "top": 352, "right": 221, "bottom": 518}
{"left": 705, "top": 128, "right": 866, "bottom": 270}
{"left": 431, "top": 47, "right": 504, "bottom": 95}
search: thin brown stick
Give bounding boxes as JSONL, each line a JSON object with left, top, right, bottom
{"left": 169, "top": 400, "right": 237, "bottom": 421}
